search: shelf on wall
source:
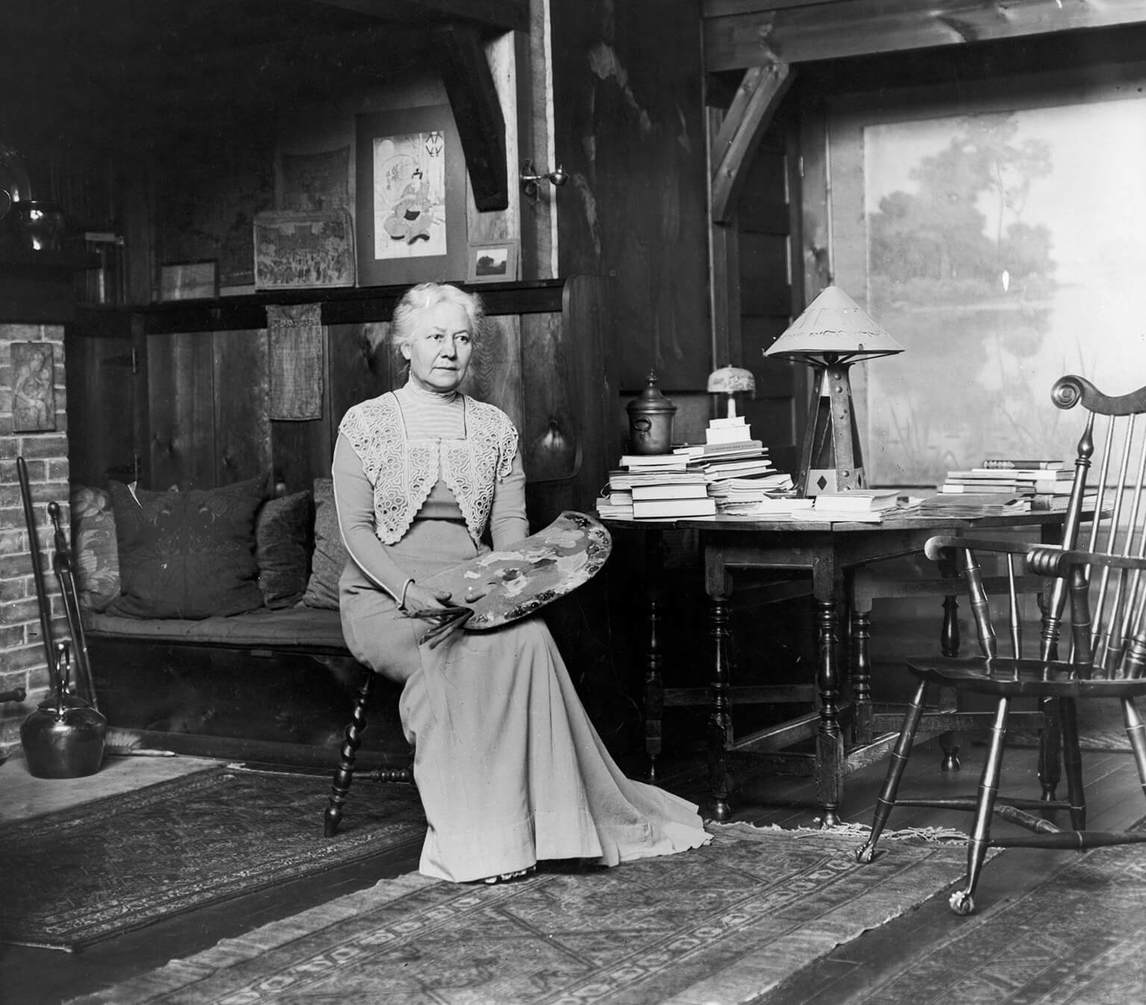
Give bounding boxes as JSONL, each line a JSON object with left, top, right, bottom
{"left": 73, "top": 279, "right": 569, "bottom": 334}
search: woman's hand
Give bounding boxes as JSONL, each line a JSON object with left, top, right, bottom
{"left": 400, "top": 582, "right": 453, "bottom": 616}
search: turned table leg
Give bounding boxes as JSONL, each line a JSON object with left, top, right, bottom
{"left": 642, "top": 529, "right": 666, "bottom": 783}
{"left": 814, "top": 595, "right": 845, "bottom": 827}
{"left": 850, "top": 603, "right": 873, "bottom": 747}
{"left": 704, "top": 550, "right": 735, "bottom": 821}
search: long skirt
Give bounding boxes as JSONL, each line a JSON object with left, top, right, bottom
{"left": 339, "top": 518, "right": 711, "bottom": 883}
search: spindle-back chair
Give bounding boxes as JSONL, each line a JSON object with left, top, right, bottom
{"left": 856, "top": 374, "right": 1146, "bottom": 914}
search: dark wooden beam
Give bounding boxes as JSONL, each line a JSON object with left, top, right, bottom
{"left": 434, "top": 22, "right": 510, "bottom": 212}
{"left": 703, "top": 0, "right": 1146, "bottom": 72}
{"left": 314, "top": 0, "right": 529, "bottom": 33}
{"left": 710, "top": 61, "right": 793, "bottom": 224}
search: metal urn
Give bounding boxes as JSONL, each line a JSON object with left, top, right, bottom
{"left": 626, "top": 370, "right": 677, "bottom": 455}
{"left": 20, "top": 643, "right": 107, "bottom": 779}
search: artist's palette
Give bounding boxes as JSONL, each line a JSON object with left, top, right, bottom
{"left": 422, "top": 511, "right": 612, "bottom": 630}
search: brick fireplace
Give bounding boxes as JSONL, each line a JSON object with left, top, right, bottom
{"left": 1, "top": 322, "right": 69, "bottom": 751}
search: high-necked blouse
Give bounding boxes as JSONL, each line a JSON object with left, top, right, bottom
{"left": 334, "top": 382, "right": 527, "bottom": 600}
{"left": 338, "top": 384, "right": 518, "bottom": 545}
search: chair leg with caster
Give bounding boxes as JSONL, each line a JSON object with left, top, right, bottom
{"left": 324, "top": 669, "right": 375, "bottom": 838}
{"left": 949, "top": 696, "right": 1010, "bottom": 915}
{"left": 857, "top": 681, "right": 929, "bottom": 863}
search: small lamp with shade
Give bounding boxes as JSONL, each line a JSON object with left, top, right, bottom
{"left": 706, "top": 365, "right": 756, "bottom": 420}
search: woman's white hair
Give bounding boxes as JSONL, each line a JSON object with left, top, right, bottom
{"left": 391, "top": 282, "right": 484, "bottom": 350}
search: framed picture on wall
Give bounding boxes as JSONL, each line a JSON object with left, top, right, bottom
{"left": 467, "top": 241, "right": 519, "bottom": 284}
{"left": 355, "top": 105, "right": 467, "bottom": 287}
{"left": 253, "top": 209, "right": 356, "bottom": 290}
{"left": 157, "top": 260, "right": 217, "bottom": 301}
{"left": 826, "top": 71, "right": 1146, "bottom": 486}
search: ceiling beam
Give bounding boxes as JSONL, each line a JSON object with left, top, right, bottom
{"left": 314, "top": 0, "right": 529, "bottom": 33}
{"left": 710, "top": 60, "right": 793, "bottom": 225}
{"left": 704, "top": 0, "right": 1146, "bottom": 72}
{"left": 433, "top": 22, "right": 509, "bottom": 212}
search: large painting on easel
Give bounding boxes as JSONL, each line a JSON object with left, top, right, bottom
{"left": 830, "top": 82, "right": 1146, "bottom": 486}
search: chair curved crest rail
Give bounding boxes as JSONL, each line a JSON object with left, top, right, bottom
{"left": 856, "top": 374, "right": 1146, "bottom": 914}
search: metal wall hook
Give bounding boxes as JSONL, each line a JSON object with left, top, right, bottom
{"left": 520, "top": 159, "right": 568, "bottom": 199}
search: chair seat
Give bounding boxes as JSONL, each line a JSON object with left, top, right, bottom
{"left": 906, "top": 655, "right": 1146, "bottom": 698}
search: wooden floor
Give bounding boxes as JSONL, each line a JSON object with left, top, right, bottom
{"left": 1, "top": 727, "right": 1143, "bottom": 1004}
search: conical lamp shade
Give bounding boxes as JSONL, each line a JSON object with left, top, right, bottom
{"left": 765, "top": 285, "right": 903, "bottom": 365}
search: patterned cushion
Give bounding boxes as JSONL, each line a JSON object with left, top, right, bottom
{"left": 107, "top": 476, "right": 268, "bottom": 619}
{"left": 255, "top": 490, "right": 313, "bottom": 609}
{"left": 69, "top": 485, "right": 121, "bottom": 612}
{"left": 301, "top": 478, "right": 348, "bottom": 610}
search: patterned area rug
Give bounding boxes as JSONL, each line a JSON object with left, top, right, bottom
{"left": 0, "top": 766, "right": 425, "bottom": 951}
{"left": 76, "top": 824, "right": 969, "bottom": 1005}
{"left": 850, "top": 829, "right": 1146, "bottom": 1003}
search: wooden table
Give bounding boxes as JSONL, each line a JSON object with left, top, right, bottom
{"left": 605, "top": 510, "right": 1072, "bottom": 825}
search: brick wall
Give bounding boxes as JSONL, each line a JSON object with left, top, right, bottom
{"left": 1, "top": 323, "right": 70, "bottom": 752}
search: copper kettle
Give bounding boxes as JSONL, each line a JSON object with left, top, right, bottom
{"left": 20, "top": 642, "right": 107, "bottom": 778}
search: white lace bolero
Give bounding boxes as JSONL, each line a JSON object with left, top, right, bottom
{"left": 338, "top": 392, "right": 519, "bottom": 545}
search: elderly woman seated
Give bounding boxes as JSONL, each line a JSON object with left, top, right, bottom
{"left": 333, "top": 281, "right": 711, "bottom": 885}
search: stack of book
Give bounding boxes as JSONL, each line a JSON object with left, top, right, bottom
{"left": 913, "top": 493, "right": 1032, "bottom": 518}
{"left": 707, "top": 472, "right": 796, "bottom": 514}
{"left": 679, "top": 410, "right": 797, "bottom": 514}
{"left": 791, "top": 489, "right": 904, "bottom": 523}
{"left": 939, "top": 459, "right": 1072, "bottom": 498}
{"left": 596, "top": 453, "right": 716, "bottom": 519}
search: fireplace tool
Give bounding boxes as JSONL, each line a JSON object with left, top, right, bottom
{"left": 15, "top": 455, "right": 106, "bottom": 777}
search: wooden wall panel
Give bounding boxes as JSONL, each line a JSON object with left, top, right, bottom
{"left": 327, "top": 322, "right": 393, "bottom": 454}
{"left": 64, "top": 329, "right": 138, "bottom": 486}
{"left": 551, "top": 0, "right": 710, "bottom": 391}
{"left": 520, "top": 310, "right": 572, "bottom": 479}
{"left": 212, "top": 329, "right": 270, "bottom": 485}
{"left": 464, "top": 314, "right": 523, "bottom": 433}
{"left": 147, "top": 332, "right": 215, "bottom": 490}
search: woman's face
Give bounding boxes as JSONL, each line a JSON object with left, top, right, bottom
{"left": 402, "top": 300, "right": 474, "bottom": 393}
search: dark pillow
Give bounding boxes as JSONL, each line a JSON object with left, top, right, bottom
{"left": 301, "top": 477, "right": 348, "bottom": 610}
{"left": 107, "top": 476, "right": 267, "bottom": 619}
{"left": 255, "top": 490, "right": 313, "bottom": 609}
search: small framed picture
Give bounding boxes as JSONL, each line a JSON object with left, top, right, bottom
{"left": 158, "top": 260, "right": 218, "bottom": 301}
{"left": 467, "top": 241, "right": 519, "bottom": 284}
{"left": 254, "top": 209, "right": 356, "bottom": 290}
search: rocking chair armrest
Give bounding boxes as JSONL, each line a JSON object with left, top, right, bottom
{"left": 923, "top": 534, "right": 1037, "bottom": 562}
{"left": 1032, "top": 546, "right": 1146, "bottom": 576}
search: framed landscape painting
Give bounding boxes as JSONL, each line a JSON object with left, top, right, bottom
{"left": 827, "top": 71, "right": 1146, "bottom": 486}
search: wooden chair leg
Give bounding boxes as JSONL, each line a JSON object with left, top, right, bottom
{"left": 1123, "top": 697, "right": 1146, "bottom": 799}
{"left": 857, "top": 680, "right": 929, "bottom": 864}
{"left": 950, "top": 696, "right": 1010, "bottom": 915}
{"left": 324, "top": 668, "right": 375, "bottom": 838}
{"left": 1059, "top": 696, "right": 1086, "bottom": 830}
{"left": 1038, "top": 695, "right": 1062, "bottom": 803}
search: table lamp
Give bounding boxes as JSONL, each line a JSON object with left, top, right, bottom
{"left": 764, "top": 285, "right": 903, "bottom": 495}
{"left": 706, "top": 365, "right": 756, "bottom": 419}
